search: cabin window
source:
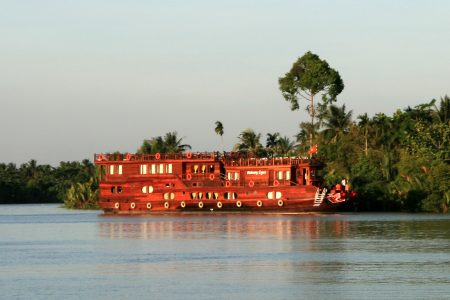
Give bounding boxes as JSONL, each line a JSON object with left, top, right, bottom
{"left": 193, "top": 165, "right": 199, "bottom": 173}
{"left": 140, "top": 164, "right": 147, "bottom": 175}
{"left": 109, "top": 165, "right": 114, "bottom": 175}
{"left": 214, "top": 192, "right": 219, "bottom": 199}
{"left": 276, "top": 191, "right": 282, "bottom": 199}
{"left": 159, "top": 164, "right": 164, "bottom": 174}
{"left": 111, "top": 186, "right": 116, "bottom": 193}
{"left": 209, "top": 165, "right": 214, "bottom": 173}
{"left": 118, "top": 165, "right": 123, "bottom": 175}
{"left": 117, "top": 186, "right": 122, "bottom": 193}
{"left": 198, "top": 192, "right": 203, "bottom": 199}
{"left": 164, "top": 193, "right": 174, "bottom": 200}
{"left": 166, "top": 164, "right": 172, "bottom": 174}
{"left": 224, "top": 192, "right": 237, "bottom": 200}
{"left": 227, "top": 172, "right": 231, "bottom": 180}
{"left": 267, "top": 191, "right": 274, "bottom": 199}
{"left": 151, "top": 164, "right": 156, "bottom": 174}
{"left": 190, "top": 192, "right": 197, "bottom": 199}
{"left": 201, "top": 165, "right": 206, "bottom": 173}
{"left": 277, "top": 171, "right": 283, "bottom": 180}
{"left": 141, "top": 186, "right": 154, "bottom": 193}
{"left": 234, "top": 172, "right": 239, "bottom": 180}
{"left": 285, "top": 171, "right": 290, "bottom": 180}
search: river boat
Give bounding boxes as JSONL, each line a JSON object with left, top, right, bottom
{"left": 95, "top": 152, "right": 353, "bottom": 214}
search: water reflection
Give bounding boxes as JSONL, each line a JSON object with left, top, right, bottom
{"left": 98, "top": 214, "right": 351, "bottom": 241}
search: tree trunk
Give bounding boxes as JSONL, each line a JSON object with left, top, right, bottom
{"left": 310, "top": 94, "right": 315, "bottom": 148}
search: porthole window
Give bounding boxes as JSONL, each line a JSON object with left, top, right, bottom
{"left": 267, "top": 192, "right": 273, "bottom": 199}
{"left": 117, "top": 186, "right": 122, "bottom": 193}
{"left": 111, "top": 186, "right": 116, "bottom": 193}
{"left": 276, "top": 191, "right": 282, "bottom": 199}
{"left": 191, "top": 192, "right": 197, "bottom": 200}
{"left": 142, "top": 186, "right": 147, "bottom": 193}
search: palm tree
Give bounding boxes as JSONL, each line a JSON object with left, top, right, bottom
{"left": 234, "top": 129, "right": 263, "bottom": 156}
{"left": 266, "top": 132, "right": 280, "bottom": 157}
{"left": 162, "top": 131, "right": 191, "bottom": 153}
{"left": 434, "top": 95, "right": 450, "bottom": 124}
{"left": 358, "top": 113, "right": 370, "bottom": 156}
{"left": 214, "top": 121, "right": 224, "bottom": 152}
{"left": 322, "top": 104, "right": 353, "bottom": 144}
{"left": 277, "top": 136, "right": 295, "bottom": 157}
{"left": 138, "top": 132, "right": 191, "bottom": 154}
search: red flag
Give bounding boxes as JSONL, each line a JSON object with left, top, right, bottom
{"left": 308, "top": 144, "right": 318, "bottom": 154}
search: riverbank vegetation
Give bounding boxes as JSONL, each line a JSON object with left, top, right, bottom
{"left": 0, "top": 160, "right": 98, "bottom": 209}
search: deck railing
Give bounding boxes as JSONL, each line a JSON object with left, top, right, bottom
{"left": 95, "top": 152, "right": 321, "bottom": 166}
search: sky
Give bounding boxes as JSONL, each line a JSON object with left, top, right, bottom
{"left": 1, "top": 0, "right": 449, "bottom": 166}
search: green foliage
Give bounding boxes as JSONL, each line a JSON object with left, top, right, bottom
{"left": 214, "top": 121, "right": 224, "bottom": 152}
{"left": 279, "top": 51, "right": 344, "bottom": 145}
{"left": 64, "top": 177, "right": 99, "bottom": 209}
{"left": 138, "top": 131, "right": 191, "bottom": 154}
{"left": 234, "top": 129, "right": 264, "bottom": 156}
{"left": 0, "top": 159, "right": 98, "bottom": 206}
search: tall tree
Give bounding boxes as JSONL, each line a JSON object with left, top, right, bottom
{"left": 214, "top": 121, "right": 224, "bottom": 152}
{"left": 138, "top": 132, "right": 191, "bottom": 154}
{"left": 163, "top": 131, "right": 191, "bottom": 153}
{"left": 322, "top": 104, "right": 353, "bottom": 144}
{"left": 266, "top": 132, "right": 280, "bottom": 157}
{"left": 234, "top": 129, "right": 263, "bottom": 156}
{"left": 279, "top": 51, "right": 344, "bottom": 147}
{"left": 357, "top": 113, "right": 371, "bottom": 156}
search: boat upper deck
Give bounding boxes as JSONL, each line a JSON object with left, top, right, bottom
{"left": 94, "top": 152, "right": 322, "bottom": 167}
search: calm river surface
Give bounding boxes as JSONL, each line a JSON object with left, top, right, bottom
{"left": 1, "top": 204, "right": 450, "bottom": 300}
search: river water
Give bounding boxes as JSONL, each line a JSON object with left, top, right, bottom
{"left": 1, "top": 204, "right": 449, "bottom": 300}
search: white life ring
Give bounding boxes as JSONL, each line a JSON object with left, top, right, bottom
{"left": 217, "top": 201, "right": 222, "bottom": 208}
{"left": 114, "top": 202, "right": 119, "bottom": 209}
{"left": 130, "top": 202, "right": 136, "bottom": 209}
{"left": 181, "top": 201, "right": 186, "bottom": 208}
{"left": 146, "top": 202, "right": 152, "bottom": 209}
{"left": 198, "top": 201, "right": 204, "bottom": 208}
{"left": 236, "top": 201, "right": 242, "bottom": 208}
{"left": 278, "top": 200, "right": 284, "bottom": 207}
{"left": 257, "top": 200, "right": 263, "bottom": 207}
{"left": 164, "top": 202, "right": 170, "bottom": 209}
